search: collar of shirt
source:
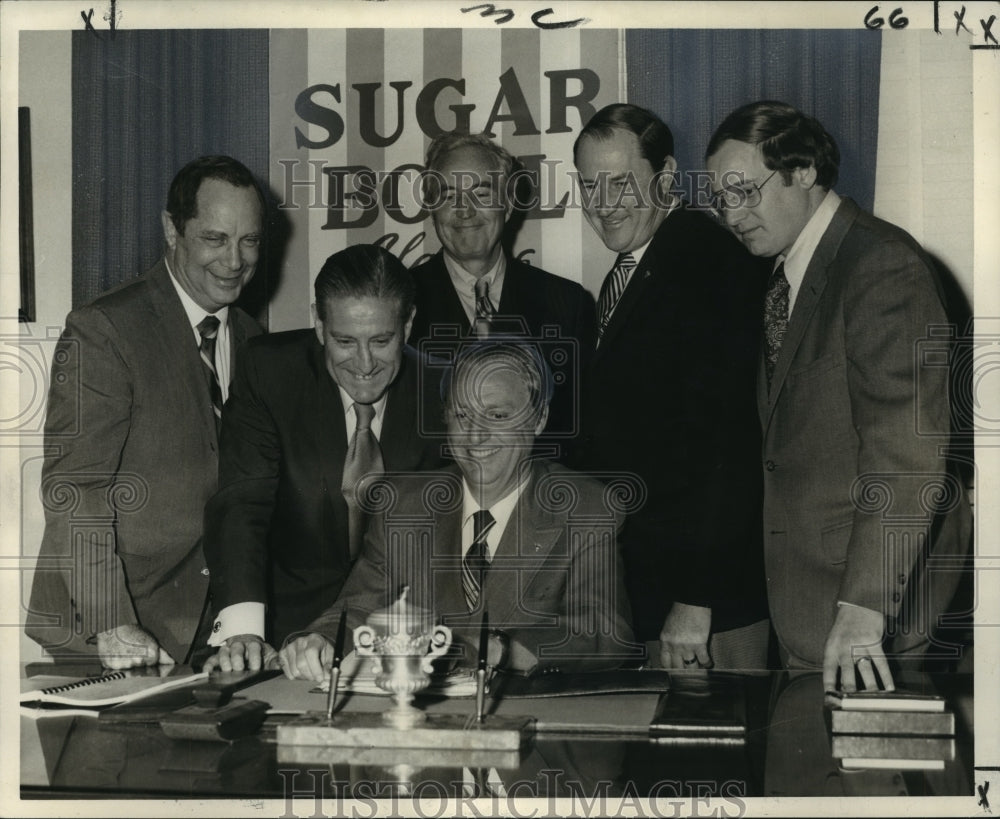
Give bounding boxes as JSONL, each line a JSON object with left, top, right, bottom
{"left": 443, "top": 250, "right": 507, "bottom": 325}
{"left": 165, "top": 256, "right": 232, "bottom": 400}
{"left": 460, "top": 477, "right": 525, "bottom": 561}
{"left": 780, "top": 189, "right": 841, "bottom": 314}
{"left": 337, "top": 386, "right": 388, "bottom": 442}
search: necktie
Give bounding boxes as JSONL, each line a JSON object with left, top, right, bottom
{"left": 462, "top": 509, "right": 495, "bottom": 610}
{"left": 596, "top": 252, "right": 636, "bottom": 341}
{"left": 341, "top": 402, "right": 385, "bottom": 560}
{"left": 473, "top": 277, "right": 495, "bottom": 337}
{"left": 763, "top": 262, "right": 790, "bottom": 390}
{"left": 196, "top": 315, "right": 223, "bottom": 431}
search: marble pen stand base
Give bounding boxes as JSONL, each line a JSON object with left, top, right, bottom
{"left": 277, "top": 711, "right": 534, "bottom": 752}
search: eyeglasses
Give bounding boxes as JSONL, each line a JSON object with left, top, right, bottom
{"left": 711, "top": 170, "right": 779, "bottom": 212}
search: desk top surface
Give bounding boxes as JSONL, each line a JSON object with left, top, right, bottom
{"left": 18, "top": 668, "right": 974, "bottom": 805}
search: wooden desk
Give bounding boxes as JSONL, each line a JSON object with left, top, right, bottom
{"left": 19, "top": 670, "right": 973, "bottom": 803}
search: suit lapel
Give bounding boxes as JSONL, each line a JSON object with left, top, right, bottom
{"left": 763, "top": 199, "right": 857, "bottom": 429}
{"left": 432, "top": 472, "right": 468, "bottom": 618}
{"left": 485, "top": 461, "right": 561, "bottom": 627}
{"left": 147, "top": 260, "right": 217, "bottom": 444}
{"left": 595, "top": 209, "right": 679, "bottom": 356}
{"left": 428, "top": 252, "right": 473, "bottom": 334}
{"left": 380, "top": 349, "right": 427, "bottom": 470}
{"left": 309, "top": 342, "right": 350, "bottom": 516}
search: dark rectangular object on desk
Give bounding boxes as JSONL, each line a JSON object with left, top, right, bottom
{"left": 649, "top": 673, "right": 746, "bottom": 740}
{"left": 829, "top": 708, "right": 954, "bottom": 736}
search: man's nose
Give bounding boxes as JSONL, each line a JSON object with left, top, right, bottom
{"left": 223, "top": 240, "right": 244, "bottom": 271}
{"left": 724, "top": 205, "right": 746, "bottom": 228}
{"left": 356, "top": 343, "right": 374, "bottom": 371}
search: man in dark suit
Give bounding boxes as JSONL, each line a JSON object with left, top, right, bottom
{"left": 706, "top": 101, "right": 971, "bottom": 691}
{"left": 279, "top": 340, "right": 637, "bottom": 680}
{"left": 203, "top": 245, "right": 445, "bottom": 673}
{"left": 409, "top": 132, "right": 597, "bottom": 456}
{"left": 25, "top": 156, "right": 265, "bottom": 668}
{"left": 573, "top": 103, "right": 770, "bottom": 670}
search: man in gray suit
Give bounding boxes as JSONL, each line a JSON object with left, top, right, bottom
{"left": 706, "top": 101, "right": 971, "bottom": 692}
{"left": 278, "top": 340, "right": 637, "bottom": 680}
{"left": 26, "top": 156, "right": 264, "bottom": 668}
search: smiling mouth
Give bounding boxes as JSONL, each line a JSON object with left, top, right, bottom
{"left": 347, "top": 371, "right": 381, "bottom": 381}
{"left": 467, "top": 447, "right": 500, "bottom": 458}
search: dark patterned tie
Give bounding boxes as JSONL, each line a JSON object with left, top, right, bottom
{"left": 763, "top": 262, "right": 790, "bottom": 390}
{"left": 462, "top": 509, "right": 495, "bottom": 610}
{"left": 341, "top": 402, "right": 385, "bottom": 561}
{"left": 473, "top": 277, "right": 495, "bottom": 337}
{"left": 596, "top": 252, "right": 636, "bottom": 341}
{"left": 196, "top": 315, "right": 223, "bottom": 431}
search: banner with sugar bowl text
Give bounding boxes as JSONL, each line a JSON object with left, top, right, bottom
{"left": 268, "top": 28, "right": 622, "bottom": 332}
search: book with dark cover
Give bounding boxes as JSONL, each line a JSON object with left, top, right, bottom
{"left": 648, "top": 672, "right": 746, "bottom": 740}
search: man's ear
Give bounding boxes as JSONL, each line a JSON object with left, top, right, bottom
{"left": 403, "top": 305, "right": 416, "bottom": 344}
{"left": 533, "top": 405, "right": 550, "bottom": 437}
{"left": 161, "top": 211, "right": 178, "bottom": 249}
{"left": 655, "top": 156, "right": 678, "bottom": 202}
{"left": 793, "top": 164, "right": 819, "bottom": 190}
{"left": 312, "top": 303, "right": 324, "bottom": 346}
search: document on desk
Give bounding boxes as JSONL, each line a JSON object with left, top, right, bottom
{"left": 20, "top": 668, "right": 209, "bottom": 717}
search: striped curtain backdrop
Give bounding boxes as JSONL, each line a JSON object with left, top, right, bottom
{"left": 268, "top": 28, "right": 621, "bottom": 332}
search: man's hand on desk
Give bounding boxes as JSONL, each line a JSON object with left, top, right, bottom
{"left": 97, "top": 624, "right": 175, "bottom": 670}
{"left": 203, "top": 634, "right": 279, "bottom": 674}
{"left": 279, "top": 633, "right": 336, "bottom": 682}
{"left": 822, "top": 604, "right": 895, "bottom": 693}
{"left": 658, "top": 602, "right": 713, "bottom": 670}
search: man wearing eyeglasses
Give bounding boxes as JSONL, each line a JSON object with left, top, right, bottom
{"left": 572, "top": 103, "right": 771, "bottom": 672}
{"left": 706, "top": 101, "right": 971, "bottom": 693}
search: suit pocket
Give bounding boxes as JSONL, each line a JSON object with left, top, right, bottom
{"left": 820, "top": 519, "right": 853, "bottom": 565}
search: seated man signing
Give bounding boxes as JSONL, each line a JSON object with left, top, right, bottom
{"left": 279, "top": 340, "right": 638, "bottom": 680}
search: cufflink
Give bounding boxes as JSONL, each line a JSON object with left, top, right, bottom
{"left": 212, "top": 621, "right": 221, "bottom": 633}
{"left": 201, "top": 567, "right": 211, "bottom": 576}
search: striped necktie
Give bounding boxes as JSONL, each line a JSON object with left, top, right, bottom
{"left": 763, "top": 262, "right": 790, "bottom": 390}
{"left": 473, "top": 277, "right": 495, "bottom": 337}
{"left": 196, "top": 315, "right": 223, "bottom": 431}
{"left": 596, "top": 252, "right": 636, "bottom": 341}
{"left": 341, "top": 402, "right": 385, "bottom": 561}
{"left": 462, "top": 509, "right": 495, "bottom": 610}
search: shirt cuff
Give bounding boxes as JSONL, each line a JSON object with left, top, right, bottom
{"left": 208, "top": 602, "right": 266, "bottom": 646}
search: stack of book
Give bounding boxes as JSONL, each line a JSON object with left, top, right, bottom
{"left": 827, "top": 689, "right": 954, "bottom": 770}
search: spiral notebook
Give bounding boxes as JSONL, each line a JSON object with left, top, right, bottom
{"left": 20, "top": 669, "right": 209, "bottom": 711}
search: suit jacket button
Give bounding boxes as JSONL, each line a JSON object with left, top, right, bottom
{"left": 765, "top": 460, "right": 776, "bottom": 471}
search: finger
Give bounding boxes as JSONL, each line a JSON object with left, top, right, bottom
{"left": 871, "top": 652, "right": 895, "bottom": 691}
{"left": 822, "top": 650, "right": 838, "bottom": 694}
{"left": 279, "top": 645, "right": 298, "bottom": 680}
{"left": 262, "top": 644, "right": 281, "bottom": 671}
{"left": 203, "top": 654, "right": 220, "bottom": 674}
{"left": 694, "top": 644, "right": 712, "bottom": 668}
{"left": 303, "top": 645, "right": 327, "bottom": 682}
{"left": 157, "top": 647, "right": 176, "bottom": 666}
{"left": 856, "top": 656, "right": 878, "bottom": 690}
{"left": 246, "top": 640, "right": 263, "bottom": 672}
{"left": 839, "top": 655, "right": 857, "bottom": 692}
{"left": 229, "top": 642, "right": 248, "bottom": 673}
